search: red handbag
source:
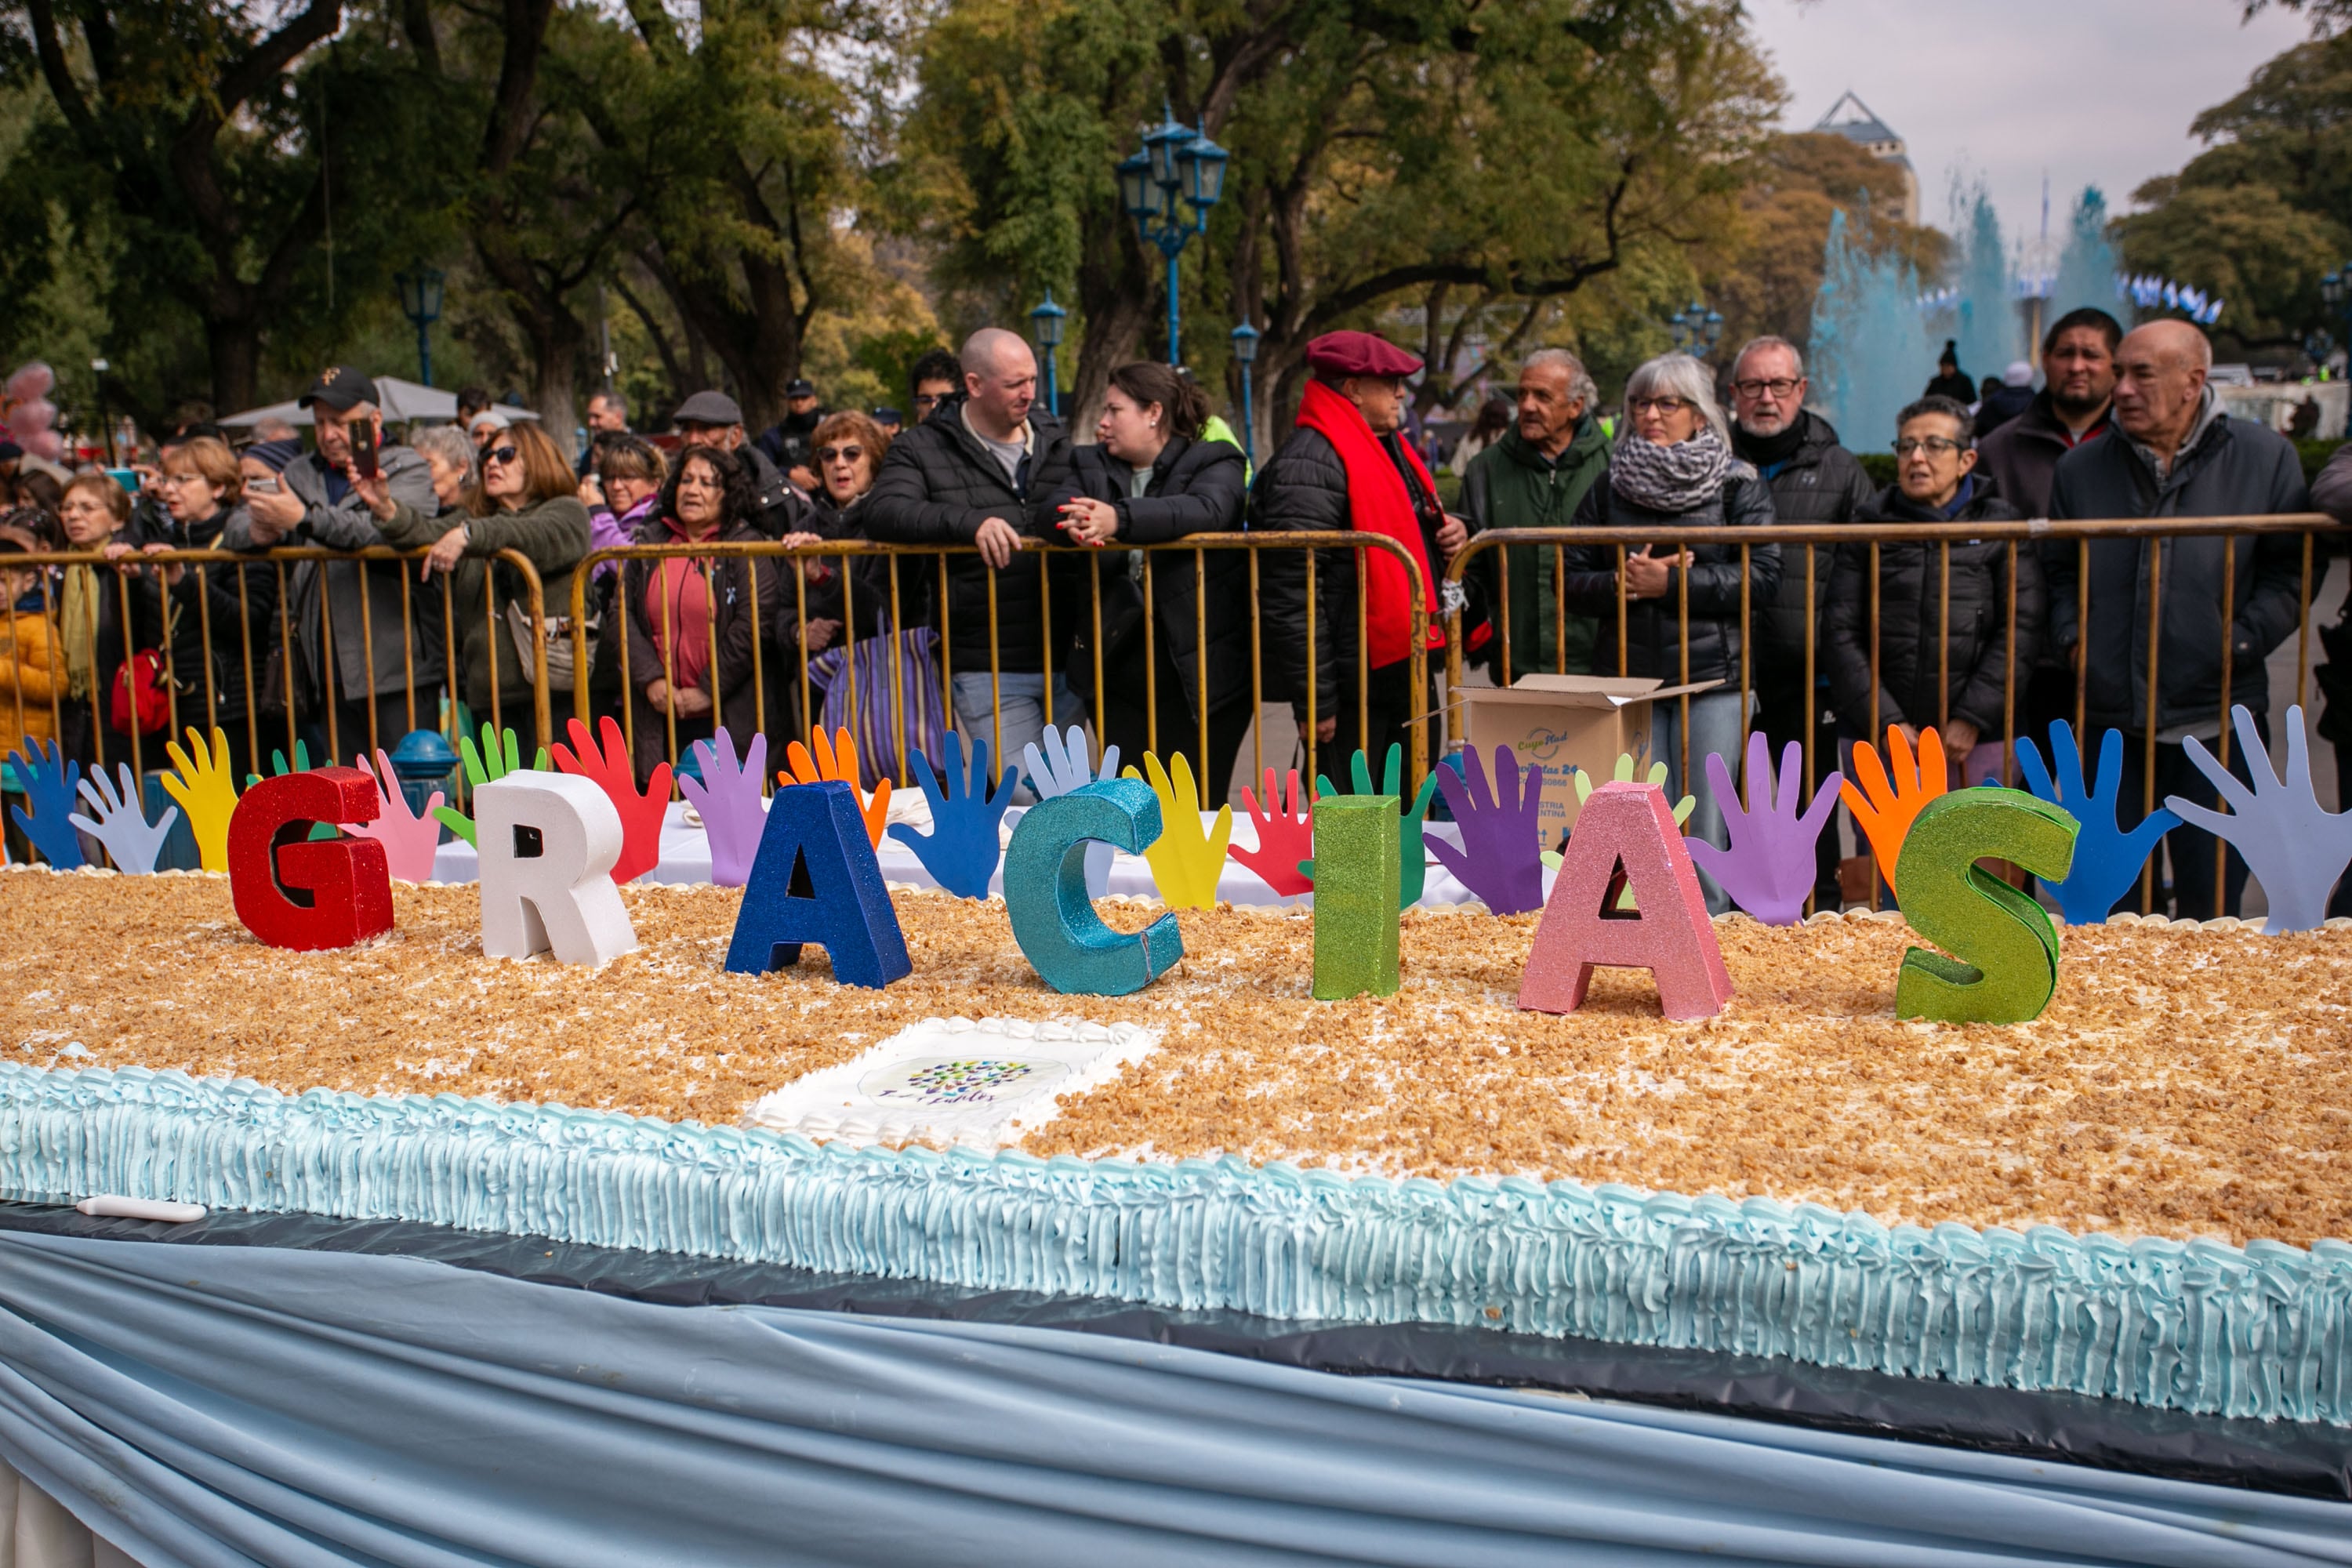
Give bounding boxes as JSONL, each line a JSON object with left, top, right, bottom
{"left": 109, "top": 649, "right": 172, "bottom": 736}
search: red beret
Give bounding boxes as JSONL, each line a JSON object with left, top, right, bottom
{"left": 1303, "top": 330, "right": 1423, "bottom": 379}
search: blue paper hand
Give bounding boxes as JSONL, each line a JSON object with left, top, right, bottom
{"left": 7, "top": 739, "right": 85, "bottom": 869}
{"left": 1683, "top": 734, "right": 1844, "bottom": 926}
{"left": 890, "top": 732, "right": 1018, "bottom": 899}
{"left": 1022, "top": 724, "right": 1120, "bottom": 898}
{"left": 2015, "top": 720, "right": 2174, "bottom": 924}
{"left": 1426, "top": 744, "right": 1546, "bottom": 914}
{"left": 69, "top": 763, "right": 179, "bottom": 874}
{"left": 679, "top": 731, "right": 769, "bottom": 887}
{"left": 2165, "top": 704, "right": 2352, "bottom": 933}
{"left": 1309, "top": 744, "right": 1441, "bottom": 909}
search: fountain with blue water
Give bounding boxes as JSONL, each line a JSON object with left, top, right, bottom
{"left": 1807, "top": 183, "right": 2140, "bottom": 453}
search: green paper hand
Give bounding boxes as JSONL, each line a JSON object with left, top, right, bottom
{"left": 430, "top": 723, "right": 546, "bottom": 848}
{"left": 1551, "top": 754, "right": 1693, "bottom": 906}
{"left": 244, "top": 739, "right": 311, "bottom": 789}
{"left": 1302, "top": 744, "right": 1440, "bottom": 909}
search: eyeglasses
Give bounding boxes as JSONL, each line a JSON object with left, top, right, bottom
{"left": 1893, "top": 436, "right": 1966, "bottom": 457}
{"left": 485, "top": 445, "right": 519, "bottom": 466}
{"left": 911, "top": 394, "right": 942, "bottom": 412}
{"left": 1628, "top": 396, "right": 1692, "bottom": 416}
{"left": 1732, "top": 378, "right": 1800, "bottom": 398}
{"left": 817, "top": 446, "right": 864, "bottom": 464}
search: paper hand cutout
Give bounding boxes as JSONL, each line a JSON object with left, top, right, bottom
{"left": 1683, "top": 735, "right": 1843, "bottom": 925}
{"left": 1023, "top": 724, "right": 1120, "bottom": 898}
{"left": 779, "top": 726, "right": 887, "bottom": 849}
{"left": 244, "top": 739, "right": 312, "bottom": 789}
{"left": 2166, "top": 704, "right": 2352, "bottom": 933}
{"left": 160, "top": 725, "right": 238, "bottom": 872}
{"left": 1308, "top": 745, "right": 1441, "bottom": 909}
{"left": 1840, "top": 725, "right": 1947, "bottom": 895}
{"left": 1231, "top": 768, "right": 1314, "bottom": 897}
{"left": 1548, "top": 756, "right": 1694, "bottom": 888}
{"left": 430, "top": 724, "right": 546, "bottom": 848}
{"left": 1117, "top": 751, "right": 1232, "bottom": 908}
{"left": 888, "top": 731, "right": 1014, "bottom": 899}
{"left": 7, "top": 738, "right": 85, "bottom": 869}
{"left": 679, "top": 731, "right": 769, "bottom": 887}
{"left": 67, "top": 762, "right": 172, "bottom": 873}
{"left": 339, "top": 748, "right": 445, "bottom": 884}
{"left": 552, "top": 714, "right": 671, "bottom": 883}
{"left": 1428, "top": 744, "right": 1546, "bottom": 916}
{"left": 2013, "top": 720, "right": 2177, "bottom": 924}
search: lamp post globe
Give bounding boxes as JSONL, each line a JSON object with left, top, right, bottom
{"left": 395, "top": 267, "right": 447, "bottom": 387}
{"left": 1029, "top": 291, "right": 1068, "bottom": 418}
{"left": 1123, "top": 105, "right": 1229, "bottom": 366}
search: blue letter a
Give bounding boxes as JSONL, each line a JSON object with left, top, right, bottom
{"left": 724, "top": 781, "right": 911, "bottom": 989}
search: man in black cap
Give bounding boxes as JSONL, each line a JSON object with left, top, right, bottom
{"left": 673, "top": 389, "right": 814, "bottom": 539}
{"left": 1253, "top": 328, "right": 1462, "bottom": 775}
{"left": 757, "top": 378, "right": 825, "bottom": 494}
{"left": 227, "top": 366, "right": 443, "bottom": 760}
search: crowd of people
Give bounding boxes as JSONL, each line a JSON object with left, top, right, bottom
{"left": 1, "top": 308, "right": 2346, "bottom": 920}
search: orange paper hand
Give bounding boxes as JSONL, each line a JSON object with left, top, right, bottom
{"left": 779, "top": 726, "right": 890, "bottom": 848}
{"left": 1839, "top": 725, "right": 1947, "bottom": 893}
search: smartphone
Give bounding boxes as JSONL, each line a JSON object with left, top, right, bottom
{"left": 350, "top": 419, "right": 379, "bottom": 480}
{"left": 245, "top": 474, "right": 281, "bottom": 495}
{"left": 105, "top": 467, "right": 139, "bottom": 495}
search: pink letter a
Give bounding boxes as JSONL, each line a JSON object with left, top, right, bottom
{"left": 1517, "top": 782, "right": 1733, "bottom": 1021}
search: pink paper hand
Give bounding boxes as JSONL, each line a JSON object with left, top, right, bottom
{"left": 1231, "top": 768, "right": 1314, "bottom": 896}
{"left": 343, "top": 748, "right": 445, "bottom": 884}
{"left": 550, "top": 714, "right": 671, "bottom": 884}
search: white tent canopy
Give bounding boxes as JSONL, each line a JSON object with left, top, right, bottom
{"left": 220, "top": 376, "right": 540, "bottom": 429}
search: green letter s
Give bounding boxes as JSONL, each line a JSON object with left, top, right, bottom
{"left": 1892, "top": 789, "right": 2079, "bottom": 1025}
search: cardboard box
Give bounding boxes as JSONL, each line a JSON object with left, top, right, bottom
{"left": 1449, "top": 673, "right": 1723, "bottom": 851}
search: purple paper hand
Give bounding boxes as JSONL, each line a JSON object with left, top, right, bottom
{"left": 1684, "top": 733, "right": 1842, "bottom": 925}
{"left": 1427, "top": 744, "right": 1546, "bottom": 915}
{"left": 681, "top": 731, "right": 770, "bottom": 887}
{"left": 343, "top": 749, "right": 445, "bottom": 884}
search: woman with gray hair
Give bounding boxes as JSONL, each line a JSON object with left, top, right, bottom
{"left": 1559, "top": 353, "right": 1780, "bottom": 909}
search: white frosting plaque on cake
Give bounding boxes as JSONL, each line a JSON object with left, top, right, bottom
{"left": 743, "top": 1016, "right": 1159, "bottom": 1151}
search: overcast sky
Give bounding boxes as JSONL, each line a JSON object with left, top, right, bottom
{"left": 1748, "top": 0, "right": 2318, "bottom": 241}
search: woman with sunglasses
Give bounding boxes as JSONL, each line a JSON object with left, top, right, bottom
{"left": 785, "top": 410, "right": 895, "bottom": 660}
{"left": 620, "top": 445, "right": 781, "bottom": 785}
{"left": 1559, "top": 354, "right": 1780, "bottom": 909}
{"left": 358, "top": 420, "right": 590, "bottom": 761}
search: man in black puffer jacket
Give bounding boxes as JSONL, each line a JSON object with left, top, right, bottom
{"left": 863, "top": 328, "right": 1079, "bottom": 797}
{"left": 1728, "top": 336, "right": 1873, "bottom": 907}
{"left": 1825, "top": 396, "right": 2043, "bottom": 791}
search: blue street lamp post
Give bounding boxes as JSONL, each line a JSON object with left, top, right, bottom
{"left": 1029, "top": 291, "right": 1067, "bottom": 419}
{"left": 1230, "top": 321, "right": 1260, "bottom": 463}
{"left": 1119, "top": 105, "right": 1229, "bottom": 365}
{"left": 2324, "top": 267, "right": 2352, "bottom": 434}
{"left": 1667, "top": 299, "right": 1724, "bottom": 358}
{"left": 396, "top": 269, "right": 446, "bottom": 388}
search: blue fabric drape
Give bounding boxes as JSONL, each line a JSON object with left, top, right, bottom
{"left": 0, "top": 1230, "right": 2343, "bottom": 1568}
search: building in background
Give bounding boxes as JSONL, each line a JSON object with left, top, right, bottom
{"left": 1815, "top": 91, "right": 1918, "bottom": 226}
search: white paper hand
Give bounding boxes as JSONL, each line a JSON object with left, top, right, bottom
{"left": 70, "top": 764, "right": 179, "bottom": 874}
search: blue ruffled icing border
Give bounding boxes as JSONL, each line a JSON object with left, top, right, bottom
{"left": 2, "top": 1062, "right": 2347, "bottom": 1425}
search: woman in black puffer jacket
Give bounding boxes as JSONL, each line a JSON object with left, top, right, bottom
{"left": 1825, "top": 394, "right": 2044, "bottom": 786}
{"left": 1559, "top": 354, "right": 1780, "bottom": 904}
{"left": 1051, "top": 361, "right": 1248, "bottom": 793}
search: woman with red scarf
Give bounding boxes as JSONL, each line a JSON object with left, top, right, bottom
{"left": 619, "top": 446, "right": 783, "bottom": 785}
{"left": 1252, "top": 331, "right": 1474, "bottom": 775}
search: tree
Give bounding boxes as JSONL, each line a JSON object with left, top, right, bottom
{"left": 2118, "top": 28, "right": 2352, "bottom": 352}
{"left": 5, "top": 0, "right": 438, "bottom": 410}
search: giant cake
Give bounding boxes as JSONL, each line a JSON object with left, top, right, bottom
{"left": 4, "top": 866, "right": 2350, "bottom": 1425}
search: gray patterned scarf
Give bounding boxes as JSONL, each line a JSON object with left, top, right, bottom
{"left": 1609, "top": 428, "right": 1733, "bottom": 514}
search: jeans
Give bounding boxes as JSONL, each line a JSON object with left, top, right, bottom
{"left": 952, "top": 671, "right": 1088, "bottom": 805}
{"left": 1651, "top": 688, "right": 1747, "bottom": 913}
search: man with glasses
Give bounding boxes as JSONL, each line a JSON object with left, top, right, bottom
{"left": 1727, "top": 336, "right": 1872, "bottom": 908}
{"left": 228, "top": 366, "right": 441, "bottom": 757}
{"left": 1826, "top": 397, "right": 2040, "bottom": 854}
{"left": 907, "top": 348, "right": 962, "bottom": 428}
{"left": 672, "top": 388, "right": 814, "bottom": 541}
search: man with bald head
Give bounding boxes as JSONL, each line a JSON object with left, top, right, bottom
{"left": 866, "top": 325, "right": 1079, "bottom": 797}
{"left": 2047, "top": 318, "right": 2310, "bottom": 917}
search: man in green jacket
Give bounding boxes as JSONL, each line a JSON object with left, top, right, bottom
{"left": 1461, "top": 349, "right": 1609, "bottom": 677}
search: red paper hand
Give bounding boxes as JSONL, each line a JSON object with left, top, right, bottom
{"left": 549, "top": 714, "right": 670, "bottom": 884}
{"left": 1231, "top": 768, "right": 1314, "bottom": 896}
